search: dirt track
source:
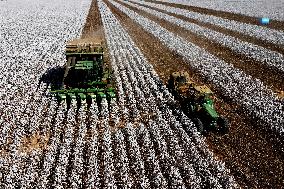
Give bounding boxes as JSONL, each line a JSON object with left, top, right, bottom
{"left": 125, "top": 1, "right": 284, "bottom": 93}
{"left": 148, "top": 0, "right": 284, "bottom": 32}
{"left": 81, "top": 0, "right": 104, "bottom": 40}
{"left": 138, "top": 1, "right": 284, "bottom": 57}
{"left": 105, "top": 0, "right": 284, "bottom": 188}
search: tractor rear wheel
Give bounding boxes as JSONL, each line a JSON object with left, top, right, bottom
{"left": 217, "top": 117, "right": 229, "bottom": 134}
{"left": 193, "top": 118, "right": 204, "bottom": 134}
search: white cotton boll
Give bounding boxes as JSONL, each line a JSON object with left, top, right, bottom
{"left": 1, "top": 0, "right": 92, "bottom": 187}
{"left": 125, "top": 0, "right": 284, "bottom": 73}
{"left": 111, "top": 0, "right": 284, "bottom": 138}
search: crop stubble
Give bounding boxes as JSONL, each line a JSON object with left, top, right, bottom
{"left": 105, "top": 0, "right": 284, "bottom": 188}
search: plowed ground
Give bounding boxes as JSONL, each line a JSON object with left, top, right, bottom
{"left": 148, "top": 0, "right": 284, "bottom": 31}
{"left": 104, "top": 0, "right": 284, "bottom": 188}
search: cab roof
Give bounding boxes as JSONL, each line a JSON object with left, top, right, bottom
{"left": 194, "top": 85, "right": 213, "bottom": 94}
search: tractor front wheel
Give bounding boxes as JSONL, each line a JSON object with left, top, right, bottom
{"left": 217, "top": 117, "right": 229, "bottom": 134}
{"left": 193, "top": 118, "right": 204, "bottom": 134}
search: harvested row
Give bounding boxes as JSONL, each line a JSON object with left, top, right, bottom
{"left": 123, "top": 0, "right": 284, "bottom": 85}
{"left": 138, "top": 0, "right": 284, "bottom": 48}
{"left": 109, "top": 0, "right": 284, "bottom": 143}
{"left": 99, "top": 0, "right": 238, "bottom": 187}
{"left": 157, "top": 0, "right": 284, "bottom": 22}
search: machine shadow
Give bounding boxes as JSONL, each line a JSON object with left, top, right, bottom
{"left": 38, "top": 66, "right": 65, "bottom": 92}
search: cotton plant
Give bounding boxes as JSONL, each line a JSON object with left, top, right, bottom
{"left": 111, "top": 129, "right": 133, "bottom": 188}
{"left": 131, "top": 0, "right": 284, "bottom": 46}
{"left": 125, "top": 0, "right": 284, "bottom": 73}
{"left": 109, "top": 0, "right": 284, "bottom": 138}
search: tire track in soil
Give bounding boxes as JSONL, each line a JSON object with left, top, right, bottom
{"left": 147, "top": 0, "right": 284, "bottom": 32}
{"left": 135, "top": 1, "right": 284, "bottom": 56}
{"left": 77, "top": 0, "right": 107, "bottom": 187}
{"left": 105, "top": 1, "right": 284, "bottom": 188}
{"left": 122, "top": 0, "right": 284, "bottom": 93}
{"left": 79, "top": 0, "right": 125, "bottom": 187}
{"left": 81, "top": 0, "right": 104, "bottom": 40}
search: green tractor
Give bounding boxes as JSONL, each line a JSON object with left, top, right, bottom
{"left": 47, "top": 38, "right": 116, "bottom": 109}
{"left": 167, "top": 71, "right": 229, "bottom": 134}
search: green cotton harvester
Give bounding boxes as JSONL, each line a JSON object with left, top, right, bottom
{"left": 49, "top": 38, "right": 116, "bottom": 109}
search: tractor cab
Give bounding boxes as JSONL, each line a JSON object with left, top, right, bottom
{"left": 168, "top": 71, "right": 194, "bottom": 96}
{"left": 188, "top": 85, "right": 220, "bottom": 129}
{"left": 192, "top": 85, "right": 214, "bottom": 105}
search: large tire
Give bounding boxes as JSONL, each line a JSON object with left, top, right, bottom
{"left": 193, "top": 118, "right": 204, "bottom": 134}
{"left": 217, "top": 117, "right": 229, "bottom": 134}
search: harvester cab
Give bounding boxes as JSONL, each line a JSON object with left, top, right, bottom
{"left": 168, "top": 71, "right": 229, "bottom": 134}
{"left": 49, "top": 38, "right": 116, "bottom": 109}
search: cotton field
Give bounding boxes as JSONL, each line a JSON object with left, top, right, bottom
{"left": 158, "top": 0, "right": 284, "bottom": 21}
{"left": 0, "top": 0, "right": 283, "bottom": 188}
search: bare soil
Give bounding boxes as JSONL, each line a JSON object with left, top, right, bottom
{"left": 126, "top": 1, "right": 284, "bottom": 93}
{"left": 148, "top": 0, "right": 284, "bottom": 32}
{"left": 137, "top": 1, "right": 284, "bottom": 56}
{"left": 105, "top": 1, "right": 284, "bottom": 188}
{"left": 81, "top": 0, "right": 105, "bottom": 40}
{"left": 19, "top": 132, "right": 50, "bottom": 154}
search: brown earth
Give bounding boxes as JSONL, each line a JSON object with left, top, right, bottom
{"left": 136, "top": 1, "right": 284, "bottom": 56}
{"left": 81, "top": 0, "right": 105, "bottom": 40}
{"left": 77, "top": 1, "right": 113, "bottom": 187}
{"left": 148, "top": 0, "right": 284, "bottom": 32}
{"left": 0, "top": 97, "right": 51, "bottom": 158}
{"left": 18, "top": 132, "right": 50, "bottom": 154}
{"left": 105, "top": 0, "right": 284, "bottom": 188}
{"left": 125, "top": 1, "right": 284, "bottom": 93}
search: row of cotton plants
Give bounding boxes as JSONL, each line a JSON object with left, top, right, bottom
{"left": 157, "top": 0, "right": 284, "bottom": 22}
{"left": 0, "top": 0, "right": 91, "bottom": 149}
{"left": 132, "top": 0, "right": 284, "bottom": 46}
{"left": 0, "top": 0, "right": 91, "bottom": 148}
{"left": 98, "top": 0, "right": 238, "bottom": 188}
{"left": 0, "top": 0, "right": 91, "bottom": 188}
{"left": 124, "top": 0, "right": 284, "bottom": 73}
{"left": 109, "top": 0, "right": 284, "bottom": 139}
